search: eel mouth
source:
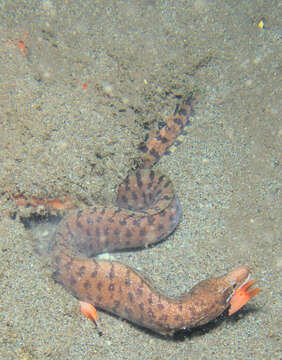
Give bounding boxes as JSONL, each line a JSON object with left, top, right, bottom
{"left": 226, "top": 266, "right": 251, "bottom": 291}
{"left": 223, "top": 266, "right": 261, "bottom": 316}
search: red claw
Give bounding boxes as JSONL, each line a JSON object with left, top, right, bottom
{"left": 228, "top": 280, "right": 261, "bottom": 316}
{"left": 80, "top": 301, "right": 99, "bottom": 326}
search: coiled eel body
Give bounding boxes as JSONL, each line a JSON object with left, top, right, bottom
{"left": 52, "top": 97, "right": 251, "bottom": 335}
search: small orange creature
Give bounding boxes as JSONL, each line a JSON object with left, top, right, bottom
{"left": 13, "top": 194, "right": 74, "bottom": 214}
{"left": 17, "top": 39, "right": 27, "bottom": 56}
{"left": 80, "top": 301, "right": 99, "bottom": 327}
{"left": 229, "top": 279, "right": 261, "bottom": 316}
{"left": 6, "top": 33, "right": 29, "bottom": 57}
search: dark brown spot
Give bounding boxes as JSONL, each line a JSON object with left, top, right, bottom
{"left": 126, "top": 229, "right": 132, "bottom": 238}
{"left": 128, "top": 292, "right": 134, "bottom": 303}
{"left": 174, "top": 314, "right": 182, "bottom": 322}
{"left": 139, "top": 142, "right": 148, "bottom": 153}
{"left": 173, "top": 117, "right": 183, "bottom": 125}
{"left": 121, "top": 195, "right": 128, "bottom": 204}
{"left": 123, "top": 175, "right": 130, "bottom": 189}
{"left": 88, "top": 242, "right": 93, "bottom": 252}
{"left": 124, "top": 306, "right": 133, "bottom": 317}
{"left": 77, "top": 266, "right": 86, "bottom": 277}
{"left": 136, "top": 170, "right": 143, "bottom": 188}
{"left": 84, "top": 280, "right": 91, "bottom": 289}
{"left": 76, "top": 220, "right": 83, "bottom": 229}
{"left": 136, "top": 287, "right": 143, "bottom": 296}
{"left": 114, "top": 228, "right": 120, "bottom": 237}
{"left": 156, "top": 134, "right": 169, "bottom": 143}
{"left": 164, "top": 180, "right": 171, "bottom": 188}
{"left": 64, "top": 262, "right": 71, "bottom": 271}
{"left": 146, "top": 181, "right": 153, "bottom": 189}
{"left": 76, "top": 210, "right": 83, "bottom": 219}
{"left": 149, "top": 148, "right": 160, "bottom": 160}
{"left": 109, "top": 264, "right": 115, "bottom": 280}
{"left": 91, "top": 271, "right": 97, "bottom": 278}
{"left": 97, "top": 281, "right": 103, "bottom": 291}
{"left": 147, "top": 308, "right": 155, "bottom": 319}
{"left": 125, "top": 270, "right": 131, "bottom": 287}
{"left": 158, "top": 175, "right": 165, "bottom": 184}
{"left": 162, "top": 195, "right": 171, "bottom": 201}
{"left": 131, "top": 191, "right": 138, "bottom": 201}
{"left": 147, "top": 216, "right": 155, "bottom": 225}
{"left": 139, "top": 228, "right": 146, "bottom": 237}
{"left": 179, "top": 107, "right": 187, "bottom": 116}
{"left": 95, "top": 227, "right": 100, "bottom": 238}
{"left": 86, "top": 217, "right": 93, "bottom": 225}
{"left": 155, "top": 189, "right": 162, "bottom": 198}
{"left": 139, "top": 303, "right": 144, "bottom": 312}
{"left": 70, "top": 276, "right": 77, "bottom": 286}
{"left": 104, "top": 226, "right": 109, "bottom": 236}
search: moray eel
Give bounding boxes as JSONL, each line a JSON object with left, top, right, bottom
{"left": 52, "top": 97, "right": 259, "bottom": 335}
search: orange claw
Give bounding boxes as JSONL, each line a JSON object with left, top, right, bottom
{"left": 228, "top": 280, "right": 261, "bottom": 316}
{"left": 80, "top": 301, "right": 99, "bottom": 326}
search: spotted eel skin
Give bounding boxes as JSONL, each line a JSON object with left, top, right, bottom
{"left": 52, "top": 96, "right": 250, "bottom": 335}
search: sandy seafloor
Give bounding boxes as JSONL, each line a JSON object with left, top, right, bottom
{"left": 0, "top": 0, "right": 281, "bottom": 359}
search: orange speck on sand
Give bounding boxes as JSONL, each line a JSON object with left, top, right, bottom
{"left": 18, "top": 40, "right": 27, "bottom": 56}
{"left": 5, "top": 33, "right": 29, "bottom": 57}
{"left": 82, "top": 83, "right": 88, "bottom": 90}
{"left": 80, "top": 301, "right": 99, "bottom": 326}
{"left": 228, "top": 280, "right": 261, "bottom": 316}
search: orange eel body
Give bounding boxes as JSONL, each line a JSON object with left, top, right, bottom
{"left": 52, "top": 97, "right": 259, "bottom": 335}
